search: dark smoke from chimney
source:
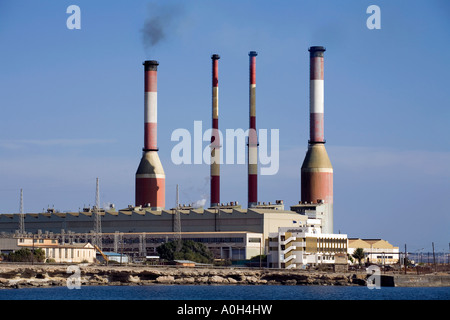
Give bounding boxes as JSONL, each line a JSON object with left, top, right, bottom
{"left": 141, "top": 2, "right": 184, "bottom": 51}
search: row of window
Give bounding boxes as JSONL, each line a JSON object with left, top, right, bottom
{"left": 102, "top": 237, "right": 246, "bottom": 244}
{"left": 45, "top": 247, "right": 93, "bottom": 259}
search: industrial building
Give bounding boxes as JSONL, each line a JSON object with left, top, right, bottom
{"left": 0, "top": 205, "right": 306, "bottom": 235}
{"left": 0, "top": 206, "right": 307, "bottom": 261}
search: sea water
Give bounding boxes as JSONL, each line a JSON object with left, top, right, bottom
{"left": 0, "top": 285, "right": 448, "bottom": 300}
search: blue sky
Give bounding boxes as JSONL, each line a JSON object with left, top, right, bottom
{"left": 0, "top": 0, "right": 449, "bottom": 252}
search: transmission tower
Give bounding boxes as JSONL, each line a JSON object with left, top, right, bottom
{"left": 18, "top": 189, "right": 25, "bottom": 235}
{"left": 93, "top": 177, "right": 102, "bottom": 250}
{"left": 139, "top": 233, "right": 146, "bottom": 257}
{"left": 174, "top": 184, "right": 182, "bottom": 252}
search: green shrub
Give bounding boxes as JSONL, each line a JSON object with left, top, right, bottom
{"left": 6, "top": 248, "right": 45, "bottom": 263}
{"left": 157, "top": 240, "right": 214, "bottom": 264}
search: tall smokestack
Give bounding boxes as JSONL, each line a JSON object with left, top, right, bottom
{"left": 210, "top": 54, "right": 220, "bottom": 208}
{"left": 301, "top": 46, "right": 333, "bottom": 233}
{"left": 248, "top": 51, "right": 258, "bottom": 208}
{"left": 135, "top": 60, "right": 165, "bottom": 210}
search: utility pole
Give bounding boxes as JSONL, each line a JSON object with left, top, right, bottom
{"left": 174, "top": 184, "right": 182, "bottom": 252}
{"left": 404, "top": 244, "right": 407, "bottom": 274}
{"left": 114, "top": 231, "right": 119, "bottom": 253}
{"left": 139, "top": 233, "right": 146, "bottom": 258}
{"left": 93, "top": 178, "right": 102, "bottom": 250}
{"left": 121, "top": 233, "right": 124, "bottom": 264}
{"left": 19, "top": 189, "right": 25, "bottom": 235}
{"left": 432, "top": 242, "right": 436, "bottom": 273}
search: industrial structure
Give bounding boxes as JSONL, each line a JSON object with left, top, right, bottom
{"left": 0, "top": 205, "right": 308, "bottom": 262}
{"left": 135, "top": 60, "right": 166, "bottom": 210}
{"left": 301, "top": 46, "right": 334, "bottom": 234}
{"left": 0, "top": 47, "right": 384, "bottom": 268}
{"left": 248, "top": 51, "right": 258, "bottom": 208}
{"left": 210, "top": 54, "right": 221, "bottom": 208}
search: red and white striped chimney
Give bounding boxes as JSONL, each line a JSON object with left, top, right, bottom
{"left": 135, "top": 60, "right": 165, "bottom": 210}
{"left": 309, "top": 46, "right": 325, "bottom": 143}
{"left": 210, "top": 54, "right": 220, "bottom": 208}
{"left": 248, "top": 51, "right": 258, "bottom": 208}
{"left": 301, "top": 46, "right": 333, "bottom": 233}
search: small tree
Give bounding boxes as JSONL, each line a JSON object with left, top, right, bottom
{"left": 6, "top": 248, "right": 45, "bottom": 263}
{"left": 33, "top": 248, "right": 45, "bottom": 262}
{"left": 157, "top": 240, "right": 214, "bottom": 264}
{"left": 352, "top": 248, "right": 365, "bottom": 266}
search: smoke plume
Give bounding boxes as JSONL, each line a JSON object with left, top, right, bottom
{"left": 141, "top": 2, "right": 183, "bottom": 51}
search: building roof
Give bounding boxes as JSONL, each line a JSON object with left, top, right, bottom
{"left": 174, "top": 260, "right": 196, "bottom": 264}
{"left": 348, "top": 238, "right": 398, "bottom": 249}
{"left": 101, "top": 251, "right": 126, "bottom": 257}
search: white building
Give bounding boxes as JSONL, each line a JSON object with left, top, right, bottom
{"left": 348, "top": 238, "right": 399, "bottom": 265}
{"left": 17, "top": 238, "right": 96, "bottom": 263}
{"left": 268, "top": 223, "right": 348, "bottom": 269}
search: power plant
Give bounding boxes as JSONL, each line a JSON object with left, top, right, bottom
{"left": 0, "top": 47, "right": 348, "bottom": 267}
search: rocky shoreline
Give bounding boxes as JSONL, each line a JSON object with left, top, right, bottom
{"left": 0, "top": 264, "right": 448, "bottom": 289}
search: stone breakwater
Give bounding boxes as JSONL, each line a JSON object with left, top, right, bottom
{"left": 0, "top": 265, "right": 448, "bottom": 289}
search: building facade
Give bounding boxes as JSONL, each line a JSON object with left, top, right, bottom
{"left": 268, "top": 225, "right": 348, "bottom": 269}
{"left": 17, "top": 238, "right": 96, "bottom": 263}
{"left": 348, "top": 238, "right": 399, "bottom": 265}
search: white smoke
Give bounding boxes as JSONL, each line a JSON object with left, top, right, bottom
{"left": 192, "top": 198, "right": 207, "bottom": 209}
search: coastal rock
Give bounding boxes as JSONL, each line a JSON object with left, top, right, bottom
{"left": 175, "top": 277, "right": 195, "bottom": 284}
{"left": 227, "top": 277, "right": 238, "bottom": 284}
{"left": 243, "top": 276, "right": 260, "bottom": 284}
{"left": 283, "top": 279, "right": 297, "bottom": 285}
{"left": 90, "top": 274, "right": 108, "bottom": 284}
{"left": 155, "top": 275, "right": 175, "bottom": 283}
{"left": 128, "top": 275, "right": 140, "bottom": 283}
{"left": 209, "top": 275, "right": 228, "bottom": 284}
{"left": 351, "top": 273, "right": 366, "bottom": 285}
{"left": 1, "top": 264, "right": 447, "bottom": 289}
{"left": 197, "top": 276, "right": 210, "bottom": 283}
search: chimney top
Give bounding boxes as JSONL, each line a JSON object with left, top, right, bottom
{"left": 143, "top": 60, "right": 159, "bottom": 70}
{"left": 308, "top": 46, "right": 326, "bottom": 57}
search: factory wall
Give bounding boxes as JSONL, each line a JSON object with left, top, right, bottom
{"left": 0, "top": 209, "right": 308, "bottom": 242}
